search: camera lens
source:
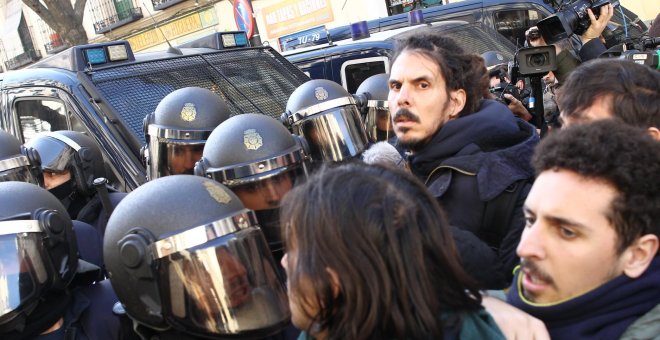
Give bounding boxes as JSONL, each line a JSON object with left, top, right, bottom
{"left": 529, "top": 53, "right": 547, "bottom": 67}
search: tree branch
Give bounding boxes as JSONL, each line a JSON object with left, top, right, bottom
{"left": 74, "top": 0, "right": 88, "bottom": 19}
{"left": 21, "top": 0, "right": 55, "bottom": 25}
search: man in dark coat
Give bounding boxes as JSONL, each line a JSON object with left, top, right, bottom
{"left": 387, "top": 32, "right": 539, "bottom": 288}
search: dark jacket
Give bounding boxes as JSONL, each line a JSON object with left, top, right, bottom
{"left": 408, "top": 99, "right": 539, "bottom": 289}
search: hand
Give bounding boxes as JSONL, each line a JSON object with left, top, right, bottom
{"left": 482, "top": 296, "right": 550, "bottom": 340}
{"left": 504, "top": 94, "right": 533, "bottom": 122}
{"left": 581, "top": 4, "right": 613, "bottom": 44}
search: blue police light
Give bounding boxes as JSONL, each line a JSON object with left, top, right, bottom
{"left": 350, "top": 21, "right": 370, "bottom": 41}
{"left": 221, "top": 32, "right": 250, "bottom": 48}
{"left": 85, "top": 48, "right": 107, "bottom": 65}
{"left": 234, "top": 32, "right": 249, "bottom": 47}
{"left": 409, "top": 9, "right": 424, "bottom": 26}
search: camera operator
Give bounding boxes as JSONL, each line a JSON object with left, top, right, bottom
{"left": 525, "top": 27, "right": 580, "bottom": 85}
{"left": 481, "top": 51, "right": 533, "bottom": 122}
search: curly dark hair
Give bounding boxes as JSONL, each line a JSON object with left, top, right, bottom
{"left": 391, "top": 31, "right": 490, "bottom": 117}
{"left": 533, "top": 120, "right": 660, "bottom": 253}
{"left": 280, "top": 163, "right": 481, "bottom": 339}
{"left": 556, "top": 58, "right": 660, "bottom": 129}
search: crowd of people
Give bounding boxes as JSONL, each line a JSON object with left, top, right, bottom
{"left": 0, "top": 5, "right": 659, "bottom": 339}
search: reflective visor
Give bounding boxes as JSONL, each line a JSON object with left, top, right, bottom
{"left": 365, "top": 107, "right": 394, "bottom": 143}
{"left": 157, "top": 228, "right": 289, "bottom": 337}
{"left": 26, "top": 136, "right": 75, "bottom": 172}
{"left": 294, "top": 105, "right": 368, "bottom": 162}
{"left": 0, "top": 156, "right": 40, "bottom": 185}
{"left": 163, "top": 142, "right": 204, "bottom": 176}
{"left": 0, "top": 221, "right": 49, "bottom": 320}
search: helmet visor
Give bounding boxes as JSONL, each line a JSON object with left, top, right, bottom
{"left": 151, "top": 141, "right": 205, "bottom": 177}
{"left": 0, "top": 221, "right": 49, "bottom": 320}
{"left": 26, "top": 136, "right": 75, "bottom": 173}
{"left": 157, "top": 227, "right": 290, "bottom": 337}
{"left": 294, "top": 105, "right": 368, "bottom": 162}
{"left": 365, "top": 106, "right": 394, "bottom": 143}
{"left": 0, "top": 156, "right": 40, "bottom": 185}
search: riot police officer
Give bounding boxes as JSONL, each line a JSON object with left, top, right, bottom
{"left": 26, "top": 131, "right": 126, "bottom": 237}
{"left": 0, "top": 130, "right": 42, "bottom": 185}
{"left": 103, "top": 175, "right": 290, "bottom": 339}
{"left": 195, "top": 113, "right": 308, "bottom": 264}
{"left": 355, "top": 73, "right": 395, "bottom": 144}
{"left": 0, "top": 181, "right": 119, "bottom": 339}
{"left": 143, "top": 87, "right": 231, "bottom": 180}
{"left": 283, "top": 79, "right": 368, "bottom": 163}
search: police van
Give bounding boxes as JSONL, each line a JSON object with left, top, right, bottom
{"left": 282, "top": 0, "right": 647, "bottom": 92}
{"left": 284, "top": 21, "right": 517, "bottom": 94}
{"left": 0, "top": 32, "right": 309, "bottom": 191}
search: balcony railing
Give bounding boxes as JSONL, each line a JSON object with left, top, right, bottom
{"left": 44, "top": 33, "right": 68, "bottom": 54}
{"left": 5, "top": 49, "right": 43, "bottom": 70}
{"left": 93, "top": 7, "right": 144, "bottom": 34}
{"left": 152, "top": 0, "right": 187, "bottom": 10}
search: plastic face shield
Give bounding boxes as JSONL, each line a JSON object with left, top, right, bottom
{"left": 0, "top": 220, "right": 49, "bottom": 322}
{"left": 364, "top": 100, "right": 393, "bottom": 143}
{"left": 292, "top": 103, "right": 368, "bottom": 162}
{"left": 152, "top": 210, "right": 290, "bottom": 337}
{"left": 26, "top": 136, "right": 76, "bottom": 173}
{"left": 147, "top": 125, "right": 209, "bottom": 179}
{"left": 0, "top": 156, "right": 40, "bottom": 185}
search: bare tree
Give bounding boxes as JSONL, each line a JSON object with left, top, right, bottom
{"left": 22, "top": 0, "right": 88, "bottom": 46}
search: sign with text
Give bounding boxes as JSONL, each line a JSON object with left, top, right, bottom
{"left": 127, "top": 8, "right": 218, "bottom": 51}
{"left": 262, "top": 0, "right": 334, "bottom": 38}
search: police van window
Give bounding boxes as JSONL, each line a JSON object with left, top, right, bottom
{"left": 342, "top": 59, "right": 388, "bottom": 94}
{"left": 494, "top": 9, "right": 545, "bottom": 46}
{"left": 15, "top": 99, "right": 67, "bottom": 142}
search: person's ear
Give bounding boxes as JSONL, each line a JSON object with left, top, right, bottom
{"left": 646, "top": 127, "right": 660, "bottom": 141}
{"left": 325, "top": 267, "right": 342, "bottom": 298}
{"left": 448, "top": 89, "right": 466, "bottom": 119}
{"left": 622, "top": 234, "right": 658, "bottom": 279}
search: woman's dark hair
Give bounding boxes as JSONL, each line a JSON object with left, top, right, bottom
{"left": 391, "top": 31, "right": 490, "bottom": 117}
{"left": 280, "top": 163, "right": 481, "bottom": 339}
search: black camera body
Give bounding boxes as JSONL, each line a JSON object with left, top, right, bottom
{"left": 490, "top": 82, "right": 522, "bottom": 105}
{"left": 537, "top": 0, "right": 619, "bottom": 44}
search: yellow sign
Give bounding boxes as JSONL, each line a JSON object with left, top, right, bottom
{"left": 127, "top": 9, "right": 218, "bottom": 51}
{"left": 262, "top": 0, "right": 334, "bottom": 38}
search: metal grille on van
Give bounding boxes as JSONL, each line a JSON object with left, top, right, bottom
{"left": 87, "top": 47, "right": 309, "bottom": 144}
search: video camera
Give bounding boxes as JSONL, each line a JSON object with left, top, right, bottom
{"left": 509, "top": 45, "right": 557, "bottom": 134}
{"left": 537, "top": 0, "right": 620, "bottom": 44}
{"left": 618, "top": 37, "right": 660, "bottom": 70}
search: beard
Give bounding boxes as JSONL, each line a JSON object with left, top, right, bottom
{"left": 392, "top": 100, "right": 453, "bottom": 152}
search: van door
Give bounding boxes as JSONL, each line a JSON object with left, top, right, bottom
{"left": 6, "top": 86, "right": 126, "bottom": 189}
{"left": 328, "top": 48, "right": 391, "bottom": 93}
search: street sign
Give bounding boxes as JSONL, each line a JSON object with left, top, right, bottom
{"left": 233, "top": 0, "right": 255, "bottom": 39}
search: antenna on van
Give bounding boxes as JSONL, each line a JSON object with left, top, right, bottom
{"left": 142, "top": 2, "right": 183, "bottom": 55}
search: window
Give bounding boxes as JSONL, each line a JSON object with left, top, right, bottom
{"left": 341, "top": 58, "right": 389, "bottom": 94}
{"left": 494, "top": 9, "right": 546, "bottom": 46}
{"left": 15, "top": 99, "right": 68, "bottom": 142}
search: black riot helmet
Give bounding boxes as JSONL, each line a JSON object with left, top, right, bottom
{"left": 25, "top": 131, "right": 105, "bottom": 197}
{"left": 143, "top": 87, "right": 230, "bottom": 180}
{"left": 0, "top": 182, "right": 82, "bottom": 332}
{"left": 481, "top": 51, "right": 509, "bottom": 77}
{"left": 104, "top": 175, "right": 289, "bottom": 338}
{"left": 283, "top": 79, "right": 368, "bottom": 162}
{"left": 195, "top": 113, "right": 308, "bottom": 263}
{"left": 0, "top": 130, "right": 42, "bottom": 185}
{"left": 355, "top": 73, "right": 394, "bottom": 143}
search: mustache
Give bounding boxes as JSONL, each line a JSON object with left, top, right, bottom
{"left": 392, "top": 108, "right": 420, "bottom": 123}
{"left": 520, "top": 259, "right": 554, "bottom": 285}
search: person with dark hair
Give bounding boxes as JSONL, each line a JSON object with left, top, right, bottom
{"left": 507, "top": 120, "right": 660, "bottom": 339}
{"left": 557, "top": 58, "right": 660, "bottom": 139}
{"left": 280, "top": 163, "right": 505, "bottom": 339}
{"left": 388, "top": 32, "right": 539, "bottom": 288}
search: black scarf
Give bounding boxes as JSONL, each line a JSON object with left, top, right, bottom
{"left": 507, "top": 257, "right": 660, "bottom": 339}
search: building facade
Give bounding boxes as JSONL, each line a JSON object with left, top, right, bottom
{"left": 0, "top": 0, "right": 656, "bottom": 72}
